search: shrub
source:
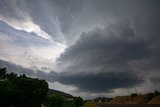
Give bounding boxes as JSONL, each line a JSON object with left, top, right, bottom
{"left": 131, "top": 93, "right": 138, "bottom": 98}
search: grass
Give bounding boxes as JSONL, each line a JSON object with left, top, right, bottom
{"left": 83, "top": 102, "right": 100, "bottom": 107}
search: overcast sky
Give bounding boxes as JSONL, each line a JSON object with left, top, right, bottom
{"left": 0, "top": 0, "right": 160, "bottom": 99}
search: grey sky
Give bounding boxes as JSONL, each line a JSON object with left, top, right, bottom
{"left": 0, "top": 0, "right": 160, "bottom": 98}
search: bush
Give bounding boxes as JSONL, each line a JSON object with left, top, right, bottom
{"left": 45, "top": 95, "right": 84, "bottom": 107}
{"left": 131, "top": 93, "right": 138, "bottom": 98}
{"left": 62, "top": 101, "right": 75, "bottom": 107}
{"left": 144, "top": 93, "right": 154, "bottom": 101}
{"left": 45, "top": 94, "right": 65, "bottom": 107}
{"left": 154, "top": 90, "right": 160, "bottom": 96}
{"left": 74, "top": 97, "right": 84, "bottom": 107}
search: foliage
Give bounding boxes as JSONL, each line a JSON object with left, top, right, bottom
{"left": 62, "top": 101, "right": 75, "bottom": 107}
{"left": 44, "top": 94, "right": 84, "bottom": 107}
{"left": 154, "top": 90, "right": 160, "bottom": 96}
{"left": 144, "top": 93, "right": 155, "bottom": 101}
{"left": 0, "top": 67, "right": 48, "bottom": 107}
{"left": 74, "top": 96, "right": 84, "bottom": 107}
{"left": 45, "top": 94, "right": 65, "bottom": 107}
{"left": 131, "top": 93, "right": 138, "bottom": 98}
{"left": 0, "top": 67, "right": 84, "bottom": 107}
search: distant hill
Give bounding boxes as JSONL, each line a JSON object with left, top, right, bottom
{"left": 48, "top": 89, "right": 73, "bottom": 98}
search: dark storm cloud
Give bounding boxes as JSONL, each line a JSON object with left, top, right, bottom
{"left": 26, "top": 0, "right": 84, "bottom": 42}
{"left": 63, "top": 0, "right": 160, "bottom": 43}
{"left": 0, "top": 59, "right": 143, "bottom": 93}
{"left": 57, "top": 71, "right": 143, "bottom": 92}
{"left": 36, "top": 70, "right": 57, "bottom": 82}
{"left": 1, "top": 0, "right": 160, "bottom": 93}
{"left": 56, "top": 16, "right": 160, "bottom": 92}
{"left": 149, "top": 77, "right": 160, "bottom": 84}
{"left": 57, "top": 21, "right": 150, "bottom": 72}
{"left": 0, "top": 59, "right": 57, "bottom": 82}
{"left": 0, "top": 59, "right": 36, "bottom": 76}
{"left": 1, "top": 0, "right": 159, "bottom": 44}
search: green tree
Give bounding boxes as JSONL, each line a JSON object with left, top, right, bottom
{"left": 45, "top": 94, "right": 65, "bottom": 107}
{"left": 0, "top": 68, "right": 7, "bottom": 80}
{"left": 154, "top": 90, "right": 160, "bottom": 96}
{"left": 0, "top": 67, "right": 49, "bottom": 107}
{"left": 74, "top": 97, "right": 84, "bottom": 107}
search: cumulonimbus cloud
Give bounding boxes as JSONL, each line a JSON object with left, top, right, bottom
{"left": 1, "top": 0, "right": 160, "bottom": 94}
{"left": 55, "top": 17, "right": 160, "bottom": 92}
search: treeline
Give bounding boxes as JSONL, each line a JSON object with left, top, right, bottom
{"left": 45, "top": 94, "right": 84, "bottom": 107}
{"left": 0, "top": 68, "right": 84, "bottom": 107}
{"left": 0, "top": 68, "right": 48, "bottom": 107}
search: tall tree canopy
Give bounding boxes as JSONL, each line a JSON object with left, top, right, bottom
{"left": 0, "top": 68, "right": 48, "bottom": 107}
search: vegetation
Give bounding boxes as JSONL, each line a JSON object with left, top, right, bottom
{"left": 44, "top": 94, "right": 84, "bottom": 107}
{"left": 2, "top": 67, "right": 160, "bottom": 106}
{"left": 0, "top": 67, "right": 84, "bottom": 107}
{"left": 87, "top": 90, "right": 160, "bottom": 105}
{"left": 45, "top": 94, "right": 65, "bottom": 107}
{"left": 0, "top": 68, "right": 48, "bottom": 107}
{"left": 131, "top": 93, "right": 138, "bottom": 98}
{"left": 83, "top": 102, "right": 99, "bottom": 107}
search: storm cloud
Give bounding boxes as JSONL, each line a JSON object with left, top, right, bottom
{"left": 0, "top": 59, "right": 36, "bottom": 76}
{"left": 0, "top": 0, "right": 160, "bottom": 95}
{"left": 0, "top": 0, "right": 84, "bottom": 43}
{"left": 57, "top": 71, "right": 144, "bottom": 92}
{"left": 1, "top": 0, "right": 160, "bottom": 44}
{"left": 0, "top": 59, "right": 144, "bottom": 92}
{"left": 56, "top": 17, "right": 160, "bottom": 92}
{"left": 0, "top": 59, "right": 57, "bottom": 82}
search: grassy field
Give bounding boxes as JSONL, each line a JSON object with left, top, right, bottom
{"left": 83, "top": 102, "right": 99, "bottom": 107}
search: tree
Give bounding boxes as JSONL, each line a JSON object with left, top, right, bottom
{"left": 45, "top": 94, "right": 65, "bottom": 107}
{"left": 0, "top": 67, "right": 49, "bottom": 107}
{"left": 0, "top": 68, "right": 7, "bottom": 80}
{"left": 131, "top": 93, "right": 138, "bottom": 98}
{"left": 74, "top": 97, "right": 84, "bottom": 107}
{"left": 154, "top": 90, "right": 160, "bottom": 96}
